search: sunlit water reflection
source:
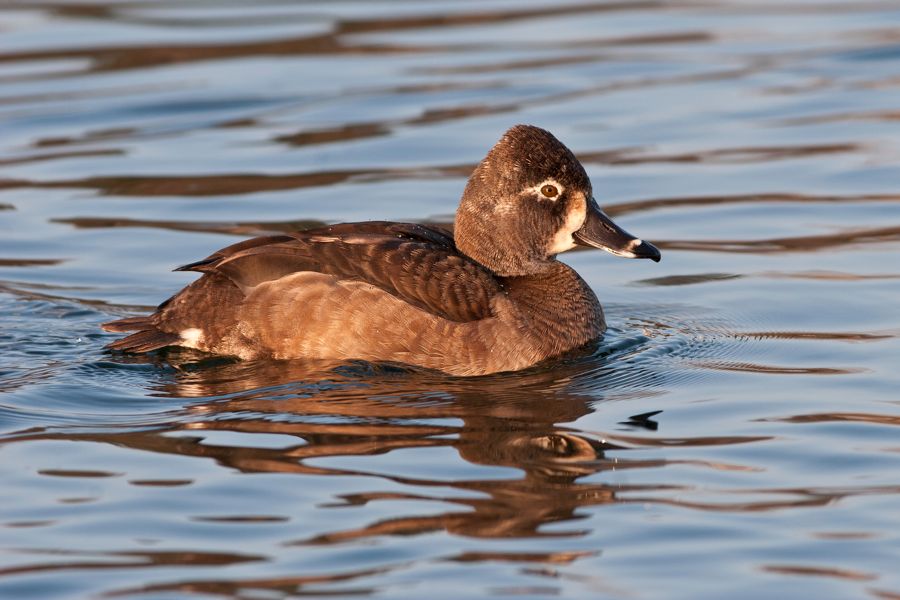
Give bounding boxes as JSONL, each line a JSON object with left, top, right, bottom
{"left": 2, "top": 1, "right": 900, "bottom": 599}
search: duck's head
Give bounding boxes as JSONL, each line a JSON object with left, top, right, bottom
{"left": 455, "top": 124, "right": 661, "bottom": 276}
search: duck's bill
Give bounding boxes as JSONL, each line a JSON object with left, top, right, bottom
{"left": 573, "top": 198, "right": 661, "bottom": 262}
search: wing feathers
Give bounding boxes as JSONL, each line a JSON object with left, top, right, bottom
{"left": 175, "top": 234, "right": 295, "bottom": 273}
{"left": 105, "top": 222, "right": 500, "bottom": 357}
{"left": 105, "top": 328, "right": 180, "bottom": 352}
{"left": 101, "top": 315, "right": 155, "bottom": 332}
{"left": 174, "top": 222, "right": 499, "bottom": 322}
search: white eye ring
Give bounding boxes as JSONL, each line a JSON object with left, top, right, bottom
{"left": 528, "top": 179, "right": 564, "bottom": 201}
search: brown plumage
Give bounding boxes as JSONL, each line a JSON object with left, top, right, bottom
{"left": 103, "top": 125, "right": 661, "bottom": 376}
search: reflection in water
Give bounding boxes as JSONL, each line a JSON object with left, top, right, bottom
{"left": 4, "top": 143, "right": 867, "bottom": 196}
{"left": 0, "top": 357, "right": 631, "bottom": 595}
{"left": 742, "top": 330, "right": 899, "bottom": 342}
{"left": 53, "top": 216, "right": 329, "bottom": 238}
{"left": 694, "top": 361, "right": 867, "bottom": 375}
{"left": 0, "top": 2, "right": 719, "bottom": 77}
{"left": 4, "top": 346, "right": 895, "bottom": 599}
{"left": 658, "top": 225, "right": 900, "bottom": 254}
{"left": 634, "top": 272, "right": 742, "bottom": 286}
{"left": 780, "top": 109, "right": 900, "bottom": 126}
{"left": 0, "top": 258, "right": 65, "bottom": 267}
{"left": 760, "top": 564, "right": 877, "bottom": 582}
{"left": 761, "top": 270, "right": 900, "bottom": 281}
{"left": 763, "top": 412, "right": 900, "bottom": 426}
{"left": 4, "top": 347, "right": 886, "bottom": 566}
{"left": 0, "top": 148, "right": 123, "bottom": 166}
{"left": 106, "top": 564, "right": 396, "bottom": 598}
{"left": 9, "top": 359, "right": 627, "bottom": 538}
{"left": 0, "top": 549, "right": 263, "bottom": 578}
{"left": 606, "top": 192, "right": 900, "bottom": 216}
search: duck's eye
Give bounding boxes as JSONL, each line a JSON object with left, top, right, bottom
{"left": 541, "top": 184, "right": 559, "bottom": 198}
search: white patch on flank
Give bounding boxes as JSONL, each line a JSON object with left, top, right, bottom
{"left": 180, "top": 327, "right": 204, "bottom": 348}
{"left": 548, "top": 194, "right": 587, "bottom": 254}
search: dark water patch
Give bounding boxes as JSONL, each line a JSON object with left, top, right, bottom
{"left": 780, "top": 109, "right": 900, "bottom": 126}
{"left": 276, "top": 122, "right": 392, "bottom": 147}
{"left": 104, "top": 564, "right": 395, "bottom": 599}
{"left": 606, "top": 193, "right": 900, "bottom": 217}
{"left": 412, "top": 53, "right": 607, "bottom": 76}
{"left": 0, "top": 84, "right": 180, "bottom": 109}
{"left": 56, "top": 497, "right": 96, "bottom": 505}
{"left": 1, "top": 168, "right": 466, "bottom": 197}
{"left": 53, "top": 216, "right": 328, "bottom": 237}
{"left": 742, "top": 330, "right": 898, "bottom": 343}
{"left": 191, "top": 514, "right": 289, "bottom": 523}
{"left": 29, "top": 127, "right": 138, "bottom": 147}
{"left": 812, "top": 531, "right": 879, "bottom": 540}
{"left": 658, "top": 225, "right": 900, "bottom": 254}
{"left": 761, "top": 564, "right": 877, "bottom": 581}
{"left": 447, "top": 550, "right": 596, "bottom": 564}
{"left": 761, "top": 412, "right": 900, "bottom": 427}
{"left": 0, "top": 282, "right": 151, "bottom": 313}
{"left": 633, "top": 272, "right": 742, "bottom": 286}
{"left": 0, "top": 148, "right": 123, "bottom": 166}
{"left": 0, "top": 33, "right": 433, "bottom": 76}
{"left": 840, "top": 43, "right": 900, "bottom": 63}
{"left": 0, "top": 548, "right": 265, "bottom": 577}
{"left": 335, "top": 2, "right": 675, "bottom": 35}
{"left": 127, "top": 479, "right": 192, "bottom": 487}
{"left": 580, "top": 142, "right": 861, "bottom": 166}
{"left": 599, "top": 433, "right": 773, "bottom": 449}
{"left": 693, "top": 361, "right": 868, "bottom": 376}
{"left": 3, "top": 520, "right": 55, "bottom": 528}
{"left": 38, "top": 469, "right": 122, "bottom": 478}
{"left": 0, "top": 258, "right": 65, "bottom": 267}
{"left": 759, "top": 269, "right": 900, "bottom": 281}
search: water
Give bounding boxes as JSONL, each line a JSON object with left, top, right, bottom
{"left": 2, "top": 1, "right": 900, "bottom": 598}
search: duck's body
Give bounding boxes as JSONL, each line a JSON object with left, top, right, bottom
{"left": 104, "top": 125, "right": 659, "bottom": 376}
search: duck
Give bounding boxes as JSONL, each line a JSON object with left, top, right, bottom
{"left": 103, "top": 125, "right": 660, "bottom": 376}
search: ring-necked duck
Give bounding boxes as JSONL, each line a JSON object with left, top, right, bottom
{"left": 104, "top": 125, "right": 660, "bottom": 376}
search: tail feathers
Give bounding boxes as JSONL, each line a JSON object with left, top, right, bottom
{"left": 105, "top": 328, "right": 181, "bottom": 353}
{"left": 102, "top": 315, "right": 155, "bottom": 333}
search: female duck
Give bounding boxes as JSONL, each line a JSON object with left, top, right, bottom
{"left": 103, "top": 125, "right": 660, "bottom": 376}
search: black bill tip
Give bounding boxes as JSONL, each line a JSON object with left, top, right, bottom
{"left": 629, "top": 238, "right": 662, "bottom": 262}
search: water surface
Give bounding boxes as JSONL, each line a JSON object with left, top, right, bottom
{"left": 2, "top": 1, "right": 900, "bottom": 598}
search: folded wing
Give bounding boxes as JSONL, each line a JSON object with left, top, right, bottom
{"left": 103, "top": 222, "right": 502, "bottom": 354}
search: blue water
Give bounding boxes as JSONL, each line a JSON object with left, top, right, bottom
{"left": 2, "top": 2, "right": 900, "bottom": 598}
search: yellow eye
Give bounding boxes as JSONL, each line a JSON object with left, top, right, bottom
{"left": 540, "top": 184, "right": 559, "bottom": 198}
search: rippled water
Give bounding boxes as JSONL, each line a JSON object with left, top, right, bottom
{"left": 2, "top": 1, "right": 900, "bottom": 598}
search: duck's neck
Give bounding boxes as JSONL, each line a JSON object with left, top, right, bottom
{"left": 499, "top": 261, "right": 606, "bottom": 357}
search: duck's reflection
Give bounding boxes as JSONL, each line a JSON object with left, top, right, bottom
{"left": 91, "top": 352, "right": 660, "bottom": 543}
{"left": 164, "top": 353, "right": 636, "bottom": 542}
{"left": 4, "top": 348, "right": 859, "bottom": 599}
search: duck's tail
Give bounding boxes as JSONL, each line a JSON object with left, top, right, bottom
{"left": 102, "top": 316, "right": 180, "bottom": 353}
